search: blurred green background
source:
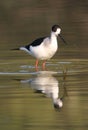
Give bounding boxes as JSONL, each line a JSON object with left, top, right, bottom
{"left": 0, "top": 0, "right": 88, "bottom": 57}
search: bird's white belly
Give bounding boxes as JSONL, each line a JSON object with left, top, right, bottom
{"left": 30, "top": 42, "right": 58, "bottom": 60}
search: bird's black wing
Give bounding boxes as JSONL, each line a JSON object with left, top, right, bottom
{"left": 30, "top": 37, "right": 46, "bottom": 46}
{"left": 25, "top": 37, "right": 46, "bottom": 50}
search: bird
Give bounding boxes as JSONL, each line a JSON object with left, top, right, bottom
{"left": 12, "top": 25, "right": 67, "bottom": 70}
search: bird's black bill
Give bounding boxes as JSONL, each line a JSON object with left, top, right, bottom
{"left": 59, "top": 34, "right": 67, "bottom": 45}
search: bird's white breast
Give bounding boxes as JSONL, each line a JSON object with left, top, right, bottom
{"left": 30, "top": 37, "right": 58, "bottom": 60}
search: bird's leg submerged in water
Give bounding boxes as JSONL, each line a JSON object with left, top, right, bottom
{"left": 42, "top": 61, "right": 46, "bottom": 70}
{"left": 35, "top": 59, "right": 39, "bottom": 70}
{"left": 35, "top": 60, "right": 46, "bottom": 71}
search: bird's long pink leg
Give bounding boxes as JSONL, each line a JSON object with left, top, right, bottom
{"left": 35, "top": 59, "right": 39, "bottom": 71}
{"left": 42, "top": 61, "right": 46, "bottom": 70}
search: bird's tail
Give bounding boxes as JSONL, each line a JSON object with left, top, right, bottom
{"left": 11, "top": 48, "right": 20, "bottom": 50}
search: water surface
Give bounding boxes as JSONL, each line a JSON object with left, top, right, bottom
{"left": 0, "top": 59, "right": 88, "bottom": 130}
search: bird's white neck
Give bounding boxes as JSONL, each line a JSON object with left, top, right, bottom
{"left": 50, "top": 31, "right": 57, "bottom": 39}
{"left": 49, "top": 32, "right": 58, "bottom": 47}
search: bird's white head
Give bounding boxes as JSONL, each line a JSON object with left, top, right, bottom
{"left": 52, "top": 24, "right": 67, "bottom": 44}
{"left": 52, "top": 25, "right": 61, "bottom": 36}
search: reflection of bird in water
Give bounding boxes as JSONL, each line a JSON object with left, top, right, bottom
{"left": 12, "top": 25, "right": 67, "bottom": 70}
{"left": 21, "top": 71, "right": 67, "bottom": 109}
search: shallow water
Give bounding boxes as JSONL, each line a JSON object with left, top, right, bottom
{"left": 0, "top": 0, "right": 88, "bottom": 130}
{"left": 0, "top": 59, "right": 88, "bottom": 130}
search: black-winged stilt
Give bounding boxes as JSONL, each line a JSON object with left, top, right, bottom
{"left": 12, "top": 25, "right": 67, "bottom": 69}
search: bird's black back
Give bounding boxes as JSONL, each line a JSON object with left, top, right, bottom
{"left": 25, "top": 37, "right": 46, "bottom": 50}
